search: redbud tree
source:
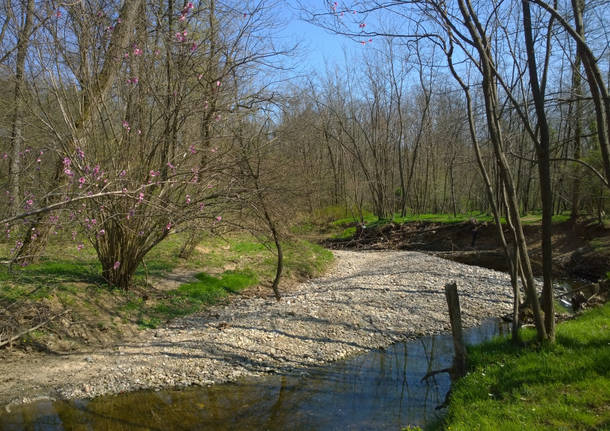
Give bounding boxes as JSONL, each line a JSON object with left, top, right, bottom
{"left": 1, "top": 0, "right": 290, "bottom": 289}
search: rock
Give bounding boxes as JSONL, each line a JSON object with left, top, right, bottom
{"left": 2, "top": 250, "right": 515, "bottom": 404}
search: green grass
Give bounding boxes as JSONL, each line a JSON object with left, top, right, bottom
{"left": 145, "top": 269, "right": 259, "bottom": 324}
{"left": 520, "top": 212, "right": 573, "bottom": 225}
{"left": 330, "top": 212, "right": 493, "bottom": 239}
{"left": 436, "top": 303, "right": 610, "bottom": 430}
{"left": 127, "top": 238, "right": 333, "bottom": 328}
{"left": 327, "top": 210, "right": 587, "bottom": 240}
{"left": 0, "top": 232, "right": 334, "bottom": 334}
{"left": 392, "top": 212, "right": 494, "bottom": 224}
{"left": 332, "top": 213, "right": 378, "bottom": 227}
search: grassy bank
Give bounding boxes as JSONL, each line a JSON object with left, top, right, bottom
{"left": 436, "top": 303, "right": 610, "bottom": 430}
{"left": 328, "top": 211, "right": 584, "bottom": 240}
{"left": 0, "top": 233, "right": 333, "bottom": 348}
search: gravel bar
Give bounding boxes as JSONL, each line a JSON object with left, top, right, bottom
{"left": 0, "top": 250, "right": 515, "bottom": 407}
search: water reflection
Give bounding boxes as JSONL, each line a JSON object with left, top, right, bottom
{"left": 1, "top": 319, "right": 508, "bottom": 430}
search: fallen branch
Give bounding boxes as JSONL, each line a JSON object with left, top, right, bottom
{"left": 421, "top": 367, "right": 453, "bottom": 382}
{"left": 0, "top": 311, "right": 69, "bottom": 348}
{"left": 555, "top": 283, "right": 598, "bottom": 299}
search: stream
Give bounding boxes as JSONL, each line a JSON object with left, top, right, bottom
{"left": 1, "top": 319, "right": 509, "bottom": 430}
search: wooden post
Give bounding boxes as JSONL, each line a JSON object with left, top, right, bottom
{"left": 445, "top": 281, "right": 467, "bottom": 378}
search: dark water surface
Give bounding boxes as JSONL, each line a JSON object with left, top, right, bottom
{"left": 1, "top": 319, "right": 509, "bottom": 430}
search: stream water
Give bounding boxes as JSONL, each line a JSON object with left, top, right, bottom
{"left": 1, "top": 319, "right": 509, "bottom": 431}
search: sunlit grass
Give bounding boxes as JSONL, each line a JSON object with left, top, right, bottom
{"left": 435, "top": 303, "right": 610, "bottom": 430}
{"left": 0, "top": 232, "right": 334, "bottom": 334}
{"left": 327, "top": 210, "right": 590, "bottom": 241}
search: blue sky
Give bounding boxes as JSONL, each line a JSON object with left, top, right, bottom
{"left": 275, "top": 2, "right": 372, "bottom": 76}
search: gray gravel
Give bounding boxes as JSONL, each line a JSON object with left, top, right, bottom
{"left": 1, "top": 250, "right": 515, "bottom": 407}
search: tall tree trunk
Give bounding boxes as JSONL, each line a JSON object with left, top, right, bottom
{"left": 8, "top": 0, "right": 35, "bottom": 216}
{"left": 445, "top": 45, "right": 523, "bottom": 343}
{"left": 522, "top": 0, "right": 555, "bottom": 341}
{"left": 455, "top": 0, "right": 547, "bottom": 340}
{"left": 570, "top": 7, "right": 584, "bottom": 219}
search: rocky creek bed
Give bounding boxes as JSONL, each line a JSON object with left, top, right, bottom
{"left": 0, "top": 250, "right": 516, "bottom": 410}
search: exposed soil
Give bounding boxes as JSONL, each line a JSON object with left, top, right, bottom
{"left": 324, "top": 218, "right": 609, "bottom": 281}
{"left": 0, "top": 250, "right": 515, "bottom": 409}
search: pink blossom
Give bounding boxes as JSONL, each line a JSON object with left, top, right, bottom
{"left": 185, "top": 195, "right": 191, "bottom": 204}
{"left": 190, "top": 43, "right": 198, "bottom": 52}
{"left": 117, "top": 18, "right": 122, "bottom": 24}
{"left": 166, "top": 222, "right": 172, "bottom": 230}
{"left": 77, "top": 243, "right": 84, "bottom": 251}
{"left": 198, "top": 74, "right": 203, "bottom": 80}
{"left": 122, "top": 120, "right": 130, "bottom": 129}
{"left": 137, "top": 129, "right": 142, "bottom": 135}
{"left": 179, "top": 14, "right": 186, "bottom": 21}
{"left": 63, "top": 157, "right": 71, "bottom": 167}
{"left": 215, "top": 216, "right": 222, "bottom": 222}
{"left": 2, "top": 153, "right": 7, "bottom": 159}
{"left": 120, "top": 170, "right": 126, "bottom": 177}
{"left": 149, "top": 170, "right": 157, "bottom": 177}
{"left": 167, "top": 162, "right": 175, "bottom": 170}
{"left": 133, "top": 47, "right": 143, "bottom": 56}
{"left": 25, "top": 199, "right": 34, "bottom": 208}
{"left": 189, "top": 145, "right": 197, "bottom": 154}
{"left": 98, "top": 229, "right": 105, "bottom": 236}
{"left": 64, "top": 168, "right": 73, "bottom": 177}
{"left": 216, "top": 80, "right": 221, "bottom": 87}
{"left": 138, "top": 192, "right": 144, "bottom": 202}
{"left": 124, "top": 52, "right": 129, "bottom": 58}
{"left": 113, "top": 261, "right": 121, "bottom": 270}
{"left": 77, "top": 148, "right": 85, "bottom": 159}
{"left": 78, "top": 177, "right": 86, "bottom": 188}
{"left": 215, "top": 114, "right": 221, "bottom": 121}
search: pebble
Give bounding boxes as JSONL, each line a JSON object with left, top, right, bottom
{"left": 5, "top": 250, "right": 518, "bottom": 404}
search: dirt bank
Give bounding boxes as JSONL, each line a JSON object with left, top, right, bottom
{"left": 324, "top": 219, "right": 609, "bottom": 280}
{"left": 0, "top": 250, "right": 514, "bottom": 409}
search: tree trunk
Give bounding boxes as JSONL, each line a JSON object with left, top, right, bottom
{"left": 522, "top": 0, "right": 555, "bottom": 341}
{"left": 456, "top": 0, "right": 547, "bottom": 341}
{"left": 8, "top": 0, "right": 35, "bottom": 216}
